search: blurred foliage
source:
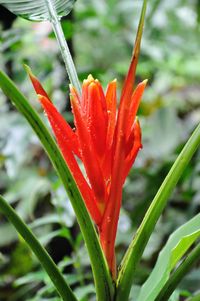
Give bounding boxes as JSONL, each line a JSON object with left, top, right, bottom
{"left": 0, "top": 0, "right": 200, "bottom": 300}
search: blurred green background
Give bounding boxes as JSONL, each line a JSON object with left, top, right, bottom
{"left": 0, "top": 0, "right": 200, "bottom": 300}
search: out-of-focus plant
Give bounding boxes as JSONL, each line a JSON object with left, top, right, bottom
{"left": 0, "top": 1, "right": 200, "bottom": 301}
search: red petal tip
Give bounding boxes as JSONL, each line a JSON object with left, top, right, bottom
{"left": 24, "top": 65, "right": 51, "bottom": 101}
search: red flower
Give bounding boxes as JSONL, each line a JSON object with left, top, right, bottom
{"left": 25, "top": 33, "right": 147, "bottom": 278}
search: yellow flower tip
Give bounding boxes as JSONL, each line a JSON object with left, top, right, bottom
{"left": 37, "top": 94, "right": 43, "bottom": 100}
{"left": 82, "top": 79, "right": 87, "bottom": 86}
{"left": 143, "top": 79, "right": 148, "bottom": 86}
{"left": 83, "top": 74, "right": 95, "bottom": 88}
{"left": 37, "top": 94, "right": 48, "bottom": 103}
{"left": 89, "top": 81, "right": 96, "bottom": 87}
{"left": 110, "top": 78, "right": 117, "bottom": 85}
{"left": 37, "top": 94, "right": 45, "bottom": 104}
{"left": 87, "top": 74, "right": 94, "bottom": 82}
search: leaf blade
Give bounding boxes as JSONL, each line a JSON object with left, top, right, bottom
{"left": 0, "top": 195, "right": 77, "bottom": 301}
{"left": 137, "top": 213, "right": 200, "bottom": 301}
{"left": 155, "top": 242, "right": 200, "bottom": 301}
{"left": 0, "top": 0, "right": 76, "bottom": 21}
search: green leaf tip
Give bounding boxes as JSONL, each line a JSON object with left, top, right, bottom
{"left": 133, "top": 0, "right": 147, "bottom": 57}
{"left": 23, "top": 63, "right": 32, "bottom": 76}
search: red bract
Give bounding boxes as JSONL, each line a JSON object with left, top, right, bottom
{"left": 26, "top": 41, "right": 147, "bottom": 278}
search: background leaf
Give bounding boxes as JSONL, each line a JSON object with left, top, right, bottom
{"left": 0, "top": 194, "right": 77, "bottom": 301}
{"left": 137, "top": 213, "right": 200, "bottom": 301}
{"left": 0, "top": 0, "right": 76, "bottom": 21}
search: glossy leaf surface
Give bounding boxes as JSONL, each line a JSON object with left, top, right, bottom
{"left": 137, "top": 213, "right": 200, "bottom": 301}
{"left": 0, "top": 0, "right": 76, "bottom": 21}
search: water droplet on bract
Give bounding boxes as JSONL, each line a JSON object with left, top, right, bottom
{"left": 107, "top": 216, "right": 111, "bottom": 223}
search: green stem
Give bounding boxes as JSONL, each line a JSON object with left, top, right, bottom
{"left": 116, "top": 123, "right": 200, "bottom": 301}
{"left": 45, "top": 0, "right": 81, "bottom": 94}
{"left": 0, "top": 195, "right": 77, "bottom": 301}
{"left": 155, "top": 243, "right": 200, "bottom": 301}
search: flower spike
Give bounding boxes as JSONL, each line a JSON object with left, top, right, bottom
{"left": 27, "top": 0, "right": 147, "bottom": 278}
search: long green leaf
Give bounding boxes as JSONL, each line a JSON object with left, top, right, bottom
{"left": 116, "top": 122, "right": 200, "bottom": 301}
{"left": 0, "top": 0, "right": 75, "bottom": 21}
{"left": 0, "top": 195, "right": 77, "bottom": 301}
{"left": 0, "top": 70, "right": 114, "bottom": 301}
{"left": 155, "top": 242, "right": 200, "bottom": 301}
{"left": 138, "top": 213, "right": 200, "bottom": 301}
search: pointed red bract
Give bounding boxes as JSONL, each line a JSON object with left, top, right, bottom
{"left": 88, "top": 82, "right": 108, "bottom": 159}
{"left": 105, "top": 80, "right": 117, "bottom": 149}
{"left": 24, "top": 65, "right": 51, "bottom": 102}
{"left": 70, "top": 86, "right": 106, "bottom": 214}
{"left": 38, "top": 95, "right": 102, "bottom": 225}
{"left": 125, "top": 80, "right": 147, "bottom": 138}
{"left": 123, "top": 119, "right": 142, "bottom": 183}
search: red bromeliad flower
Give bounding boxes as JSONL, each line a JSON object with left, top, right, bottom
{"left": 26, "top": 18, "right": 147, "bottom": 278}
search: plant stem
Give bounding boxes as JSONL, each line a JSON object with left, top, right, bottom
{"left": 45, "top": 0, "right": 81, "bottom": 94}
{"left": 155, "top": 243, "right": 200, "bottom": 301}
{"left": 0, "top": 195, "right": 77, "bottom": 301}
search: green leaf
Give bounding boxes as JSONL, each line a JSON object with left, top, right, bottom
{"left": 0, "top": 195, "right": 77, "bottom": 301}
{"left": 155, "top": 242, "right": 200, "bottom": 301}
{"left": 116, "top": 121, "right": 200, "bottom": 301}
{"left": 186, "top": 293, "right": 200, "bottom": 301}
{"left": 0, "top": 70, "right": 114, "bottom": 301}
{"left": 137, "top": 213, "right": 200, "bottom": 301}
{"left": 0, "top": 0, "right": 76, "bottom": 21}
